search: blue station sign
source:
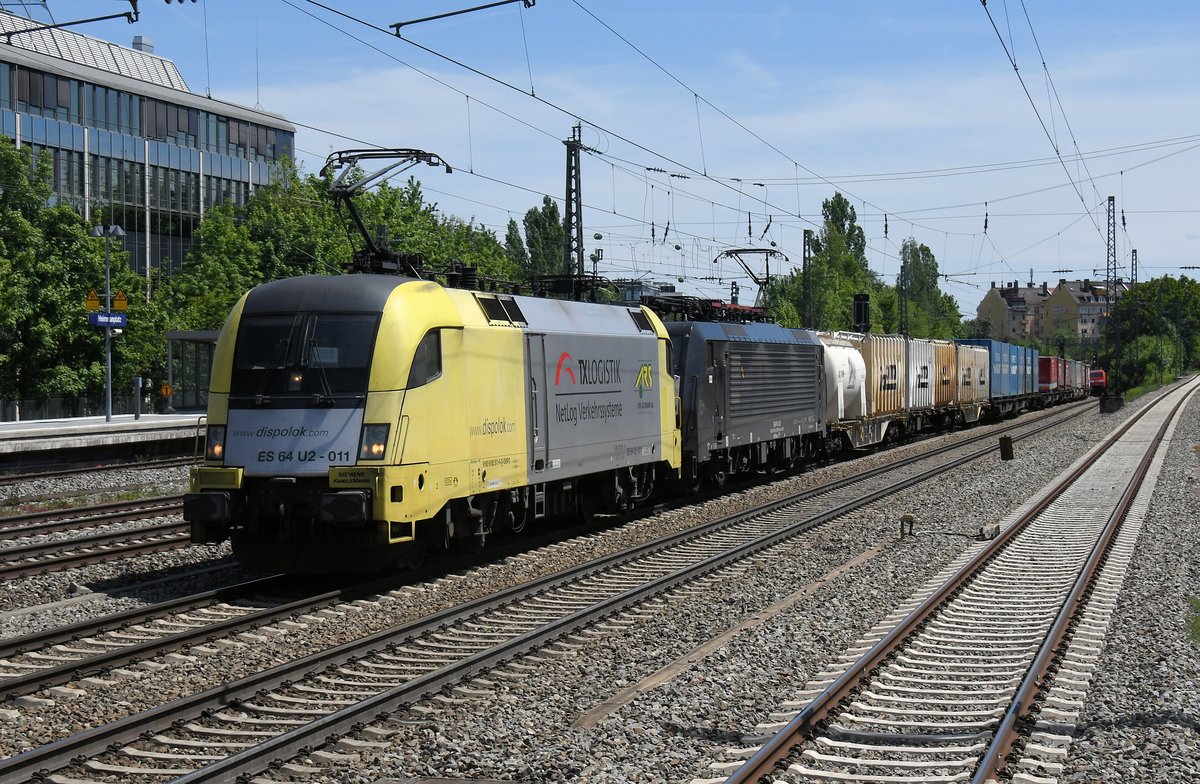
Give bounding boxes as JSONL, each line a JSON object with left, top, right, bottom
{"left": 89, "top": 312, "right": 127, "bottom": 328}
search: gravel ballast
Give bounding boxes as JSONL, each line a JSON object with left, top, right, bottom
{"left": 1, "top": 390, "right": 1195, "bottom": 784}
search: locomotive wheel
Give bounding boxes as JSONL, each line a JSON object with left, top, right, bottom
{"left": 396, "top": 535, "right": 430, "bottom": 573}
{"left": 576, "top": 487, "right": 597, "bottom": 526}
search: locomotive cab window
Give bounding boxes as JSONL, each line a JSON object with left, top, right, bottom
{"left": 307, "top": 314, "right": 376, "bottom": 370}
{"left": 407, "top": 330, "right": 442, "bottom": 388}
{"left": 230, "top": 313, "right": 379, "bottom": 399}
{"left": 234, "top": 315, "right": 299, "bottom": 370}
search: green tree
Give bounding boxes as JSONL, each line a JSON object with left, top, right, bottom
{"left": 764, "top": 272, "right": 803, "bottom": 327}
{"left": 874, "top": 285, "right": 899, "bottom": 334}
{"left": 504, "top": 218, "right": 528, "bottom": 271}
{"left": 159, "top": 203, "right": 264, "bottom": 330}
{"left": 776, "top": 192, "right": 881, "bottom": 331}
{"left": 162, "top": 171, "right": 516, "bottom": 334}
{"left": 522, "top": 195, "right": 564, "bottom": 280}
{"left": 357, "top": 177, "right": 514, "bottom": 280}
{"left": 242, "top": 159, "right": 348, "bottom": 280}
{"left": 960, "top": 317, "right": 992, "bottom": 340}
{"left": 811, "top": 192, "right": 868, "bottom": 263}
{"left": 0, "top": 140, "right": 153, "bottom": 412}
{"left": 1101, "top": 275, "right": 1200, "bottom": 390}
{"left": 896, "top": 238, "right": 961, "bottom": 338}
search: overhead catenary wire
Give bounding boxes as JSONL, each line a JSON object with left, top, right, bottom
{"left": 284, "top": 0, "right": 1195, "bottom": 267}
{"left": 260, "top": 1, "right": 1200, "bottom": 291}
{"left": 294, "top": 0, "right": 821, "bottom": 232}
{"left": 277, "top": 0, "right": 826, "bottom": 259}
{"left": 979, "top": 0, "right": 1105, "bottom": 240}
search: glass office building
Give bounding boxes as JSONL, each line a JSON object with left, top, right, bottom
{"left": 0, "top": 10, "right": 295, "bottom": 282}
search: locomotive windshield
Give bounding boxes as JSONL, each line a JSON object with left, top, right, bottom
{"left": 230, "top": 313, "right": 379, "bottom": 400}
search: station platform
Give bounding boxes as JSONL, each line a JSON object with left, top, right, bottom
{"left": 0, "top": 413, "right": 206, "bottom": 471}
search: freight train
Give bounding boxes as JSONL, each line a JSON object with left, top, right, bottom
{"left": 184, "top": 274, "right": 1091, "bottom": 573}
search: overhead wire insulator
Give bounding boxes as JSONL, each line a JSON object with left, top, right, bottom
{"left": 984, "top": 202, "right": 989, "bottom": 234}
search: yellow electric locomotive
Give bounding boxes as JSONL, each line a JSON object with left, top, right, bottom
{"left": 185, "top": 274, "right": 680, "bottom": 573}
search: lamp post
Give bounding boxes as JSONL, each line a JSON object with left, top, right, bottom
{"left": 89, "top": 224, "right": 125, "bottom": 422}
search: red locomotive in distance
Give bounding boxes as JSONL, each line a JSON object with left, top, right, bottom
{"left": 1090, "top": 368, "right": 1108, "bottom": 395}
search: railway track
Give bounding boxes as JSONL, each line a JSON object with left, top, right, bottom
{"left": 0, "top": 495, "right": 184, "bottom": 538}
{"left": 0, "top": 519, "right": 190, "bottom": 579}
{"left": 710, "top": 377, "right": 1198, "bottom": 784}
{"left": 0, "top": 403, "right": 1089, "bottom": 702}
{"left": 0, "top": 495, "right": 188, "bottom": 578}
{"left": 0, "top": 574, "right": 422, "bottom": 703}
{"left": 0, "top": 457, "right": 196, "bottom": 487}
{"left": 0, "top": 396, "right": 1099, "bottom": 782}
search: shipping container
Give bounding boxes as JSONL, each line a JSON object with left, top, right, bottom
{"left": 1012, "top": 345, "right": 1025, "bottom": 396}
{"left": 1038, "top": 356, "right": 1060, "bottom": 391}
{"left": 1072, "top": 360, "right": 1087, "bottom": 392}
{"left": 906, "top": 337, "right": 936, "bottom": 411}
{"left": 957, "top": 339, "right": 1018, "bottom": 399}
{"left": 955, "top": 344, "right": 988, "bottom": 405}
{"left": 932, "top": 340, "right": 957, "bottom": 408}
{"left": 840, "top": 332, "right": 906, "bottom": 417}
{"left": 1012, "top": 345, "right": 1031, "bottom": 396}
{"left": 1025, "top": 347, "right": 1040, "bottom": 395}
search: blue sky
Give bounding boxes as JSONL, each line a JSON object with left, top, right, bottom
{"left": 22, "top": 1, "right": 1200, "bottom": 313}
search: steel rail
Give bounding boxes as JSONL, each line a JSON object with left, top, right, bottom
{"left": 0, "top": 574, "right": 414, "bottom": 702}
{"left": 724, "top": 382, "right": 1191, "bottom": 784}
{"left": 0, "top": 403, "right": 1083, "bottom": 709}
{"left": 0, "top": 523, "right": 190, "bottom": 580}
{"left": 164, "top": 401, "right": 1099, "bottom": 783}
{"left": 0, "top": 495, "right": 184, "bottom": 536}
{"left": 0, "top": 519, "right": 186, "bottom": 561}
{"left": 0, "top": 457, "right": 196, "bottom": 487}
{"left": 971, "top": 381, "right": 1196, "bottom": 783}
{"left": 0, "top": 398, "right": 1092, "bottom": 783}
{"left": 0, "top": 575, "right": 287, "bottom": 661}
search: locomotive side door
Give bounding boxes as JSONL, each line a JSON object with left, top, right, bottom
{"left": 710, "top": 343, "right": 727, "bottom": 442}
{"left": 525, "top": 333, "right": 551, "bottom": 472}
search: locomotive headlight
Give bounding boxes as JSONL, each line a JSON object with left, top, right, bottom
{"left": 358, "top": 423, "right": 389, "bottom": 460}
{"left": 205, "top": 425, "right": 226, "bottom": 462}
